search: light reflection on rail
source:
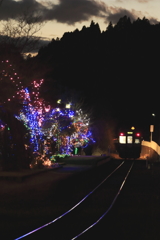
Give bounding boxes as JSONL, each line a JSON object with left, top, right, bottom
{"left": 71, "top": 161, "right": 134, "bottom": 239}
{"left": 15, "top": 161, "right": 125, "bottom": 240}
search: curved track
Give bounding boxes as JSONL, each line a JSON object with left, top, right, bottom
{"left": 15, "top": 160, "right": 134, "bottom": 240}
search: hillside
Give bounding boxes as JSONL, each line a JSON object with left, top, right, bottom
{"left": 32, "top": 16, "right": 160, "bottom": 142}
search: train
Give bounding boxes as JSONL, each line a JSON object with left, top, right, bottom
{"left": 116, "top": 127, "right": 142, "bottom": 159}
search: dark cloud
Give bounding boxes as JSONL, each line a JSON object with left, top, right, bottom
{"left": 0, "top": 0, "right": 159, "bottom": 26}
{"left": 103, "top": 6, "right": 159, "bottom": 25}
{"left": 0, "top": 0, "right": 46, "bottom": 20}
{"left": 43, "top": 0, "right": 107, "bottom": 24}
{"left": 104, "top": 7, "right": 138, "bottom": 24}
{"left": 0, "top": 0, "right": 107, "bottom": 24}
{"left": 149, "top": 17, "right": 159, "bottom": 24}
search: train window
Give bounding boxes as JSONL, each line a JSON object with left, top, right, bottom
{"left": 127, "top": 136, "right": 133, "bottom": 144}
{"left": 119, "top": 136, "right": 126, "bottom": 144}
{"left": 135, "top": 139, "right": 140, "bottom": 144}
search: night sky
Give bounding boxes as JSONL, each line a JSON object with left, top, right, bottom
{"left": 0, "top": 0, "right": 160, "bottom": 42}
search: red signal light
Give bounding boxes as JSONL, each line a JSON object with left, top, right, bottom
{"left": 136, "top": 133, "right": 140, "bottom": 137}
{"left": 120, "top": 133, "right": 124, "bottom": 136}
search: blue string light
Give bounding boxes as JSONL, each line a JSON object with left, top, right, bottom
{"left": 15, "top": 88, "right": 95, "bottom": 155}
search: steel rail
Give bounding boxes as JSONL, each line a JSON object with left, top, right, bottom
{"left": 15, "top": 161, "right": 124, "bottom": 240}
{"left": 71, "top": 161, "right": 134, "bottom": 240}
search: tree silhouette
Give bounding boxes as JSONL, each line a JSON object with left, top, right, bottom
{"left": 0, "top": 10, "right": 44, "bottom": 54}
{"left": 33, "top": 16, "right": 160, "bottom": 143}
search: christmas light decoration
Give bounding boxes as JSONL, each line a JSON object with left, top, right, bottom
{"left": 41, "top": 107, "right": 95, "bottom": 155}
{"left": 1, "top": 59, "right": 95, "bottom": 161}
{"left": 0, "top": 60, "right": 26, "bottom": 103}
{"left": 15, "top": 86, "right": 49, "bottom": 152}
{"left": 0, "top": 119, "right": 5, "bottom": 130}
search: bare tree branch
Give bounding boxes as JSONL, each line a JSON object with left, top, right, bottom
{"left": 0, "top": 9, "right": 45, "bottom": 54}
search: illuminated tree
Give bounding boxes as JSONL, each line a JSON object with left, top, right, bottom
{"left": 0, "top": 6, "right": 46, "bottom": 169}
{"left": 0, "top": 56, "right": 48, "bottom": 169}
{"left": 17, "top": 97, "right": 95, "bottom": 157}
{"left": 0, "top": 55, "right": 95, "bottom": 170}
{"left": 40, "top": 106, "right": 95, "bottom": 155}
{"left": 41, "top": 107, "right": 75, "bottom": 155}
{"left": 0, "top": 56, "right": 30, "bottom": 170}
{"left": 16, "top": 80, "right": 52, "bottom": 149}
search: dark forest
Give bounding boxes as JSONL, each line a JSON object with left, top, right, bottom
{"left": 31, "top": 16, "right": 160, "bottom": 142}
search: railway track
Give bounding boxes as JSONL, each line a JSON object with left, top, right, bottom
{"left": 15, "top": 160, "right": 134, "bottom": 240}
